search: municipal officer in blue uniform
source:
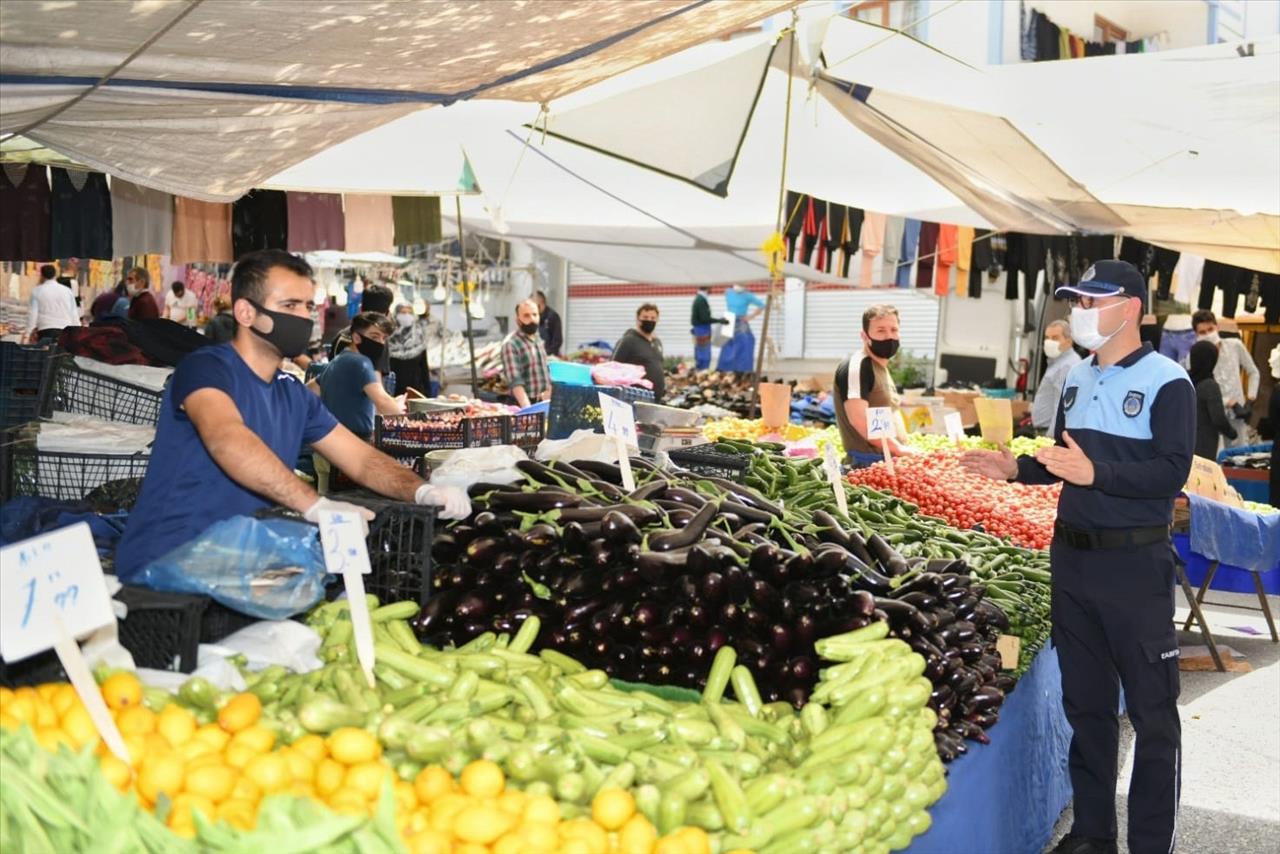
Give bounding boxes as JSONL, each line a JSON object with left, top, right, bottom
{"left": 963, "top": 261, "right": 1194, "bottom": 854}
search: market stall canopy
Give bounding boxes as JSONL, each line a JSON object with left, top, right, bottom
{"left": 0, "top": 0, "right": 795, "bottom": 201}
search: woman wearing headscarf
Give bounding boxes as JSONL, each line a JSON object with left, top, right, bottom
{"left": 388, "top": 303, "right": 432, "bottom": 397}
{"left": 1189, "top": 339, "right": 1236, "bottom": 461}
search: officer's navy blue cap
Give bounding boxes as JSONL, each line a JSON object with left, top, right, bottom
{"left": 1055, "top": 259, "right": 1147, "bottom": 303}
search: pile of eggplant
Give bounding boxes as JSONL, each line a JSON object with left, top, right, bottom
{"left": 418, "top": 457, "right": 1015, "bottom": 759}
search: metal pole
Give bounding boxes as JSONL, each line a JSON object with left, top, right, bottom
{"left": 456, "top": 196, "right": 480, "bottom": 395}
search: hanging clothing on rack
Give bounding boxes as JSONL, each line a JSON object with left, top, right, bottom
{"left": 783, "top": 191, "right": 805, "bottom": 263}
{"left": 969, "top": 230, "right": 996, "bottom": 299}
{"left": 111, "top": 179, "right": 173, "bottom": 258}
{"left": 287, "top": 192, "right": 345, "bottom": 252}
{"left": 881, "top": 216, "right": 905, "bottom": 286}
{"left": 171, "top": 198, "right": 233, "bottom": 264}
{"left": 1005, "top": 233, "right": 1050, "bottom": 301}
{"left": 1172, "top": 253, "right": 1204, "bottom": 306}
{"left": 835, "top": 206, "right": 864, "bottom": 278}
{"left": 232, "top": 189, "right": 288, "bottom": 257}
{"left": 1199, "top": 261, "right": 1245, "bottom": 317}
{"left": 50, "top": 168, "right": 112, "bottom": 260}
{"left": 954, "top": 226, "right": 974, "bottom": 298}
{"left": 915, "top": 221, "right": 939, "bottom": 290}
{"left": 392, "top": 196, "right": 442, "bottom": 245}
{"left": 343, "top": 194, "right": 395, "bottom": 252}
{"left": 0, "top": 163, "right": 51, "bottom": 261}
{"left": 859, "top": 212, "right": 886, "bottom": 288}
{"left": 895, "top": 219, "right": 920, "bottom": 289}
{"left": 934, "top": 224, "right": 957, "bottom": 297}
{"left": 799, "top": 197, "right": 827, "bottom": 268}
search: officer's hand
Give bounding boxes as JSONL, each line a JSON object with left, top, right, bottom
{"left": 959, "top": 446, "right": 1017, "bottom": 481}
{"left": 1035, "top": 430, "right": 1095, "bottom": 486}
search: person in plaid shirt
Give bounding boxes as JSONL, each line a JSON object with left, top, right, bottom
{"left": 502, "top": 299, "right": 551, "bottom": 407}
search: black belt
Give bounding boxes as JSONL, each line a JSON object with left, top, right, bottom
{"left": 1053, "top": 521, "right": 1169, "bottom": 551}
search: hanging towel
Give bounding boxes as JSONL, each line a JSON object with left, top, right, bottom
{"left": 0, "top": 163, "right": 51, "bottom": 261}
{"left": 343, "top": 194, "right": 395, "bottom": 252}
{"left": 934, "top": 224, "right": 958, "bottom": 297}
{"left": 287, "top": 192, "right": 345, "bottom": 252}
{"left": 51, "top": 168, "right": 113, "bottom": 260}
{"left": 171, "top": 198, "right": 233, "bottom": 264}
{"left": 859, "top": 212, "right": 887, "bottom": 288}
{"left": 111, "top": 180, "right": 173, "bottom": 258}
{"left": 915, "top": 221, "right": 939, "bottom": 290}
{"left": 392, "top": 196, "right": 442, "bottom": 245}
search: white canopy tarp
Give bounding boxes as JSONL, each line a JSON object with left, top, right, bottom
{"left": 0, "top": 0, "right": 795, "bottom": 201}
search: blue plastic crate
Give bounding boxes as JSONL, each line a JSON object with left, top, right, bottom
{"left": 547, "top": 383, "right": 655, "bottom": 440}
{"left": 549, "top": 361, "right": 594, "bottom": 386}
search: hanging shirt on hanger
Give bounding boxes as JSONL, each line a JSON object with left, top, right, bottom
{"left": 111, "top": 179, "right": 173, "bottom": 258}
{"left": 859, "top": 212, "right": 886, "bottom": 288}
{"left": 954, "top": 226, "right": 974, "bottom": 298}
{"left": 934, "top": 224, "right": 957, "bottom": 297}
{"left": 232, "top": 189, "right": 288, "bottom": 258}
{"left": 894, "top": 219, "right": 921, "bottom": 289}
{"left": 171, "top": 198, "right": 233, "bottom": 264}
{"left": 50, "top": 168, "right": 113, "bottom": 260}
{"left": 881, "top": 216, "right": 905, "bottom": 286}
{"left": 970, "top": 230, "right": 996, "bottom": 299}
{"left": 1172, "top": 253, "right": 1205, "bottom": 306}
{"left": 0, "top": 163, "right": 51, "bottom": 261}
{"left": 343, "top": 194, "right": 395, "bottom": 252}
{"left": 392, "top": 196, "right": 442, "bottom": 245}
{"left": 915, "top": 221, "right": 939, "bottom": 290}
{"left": 287, "top": 192, "right": 345, "bottom": 252}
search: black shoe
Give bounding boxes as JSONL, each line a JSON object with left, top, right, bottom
{"left": 1051, "top": 834, "right": 1119, "bottom": 854}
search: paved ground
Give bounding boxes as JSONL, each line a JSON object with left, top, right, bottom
{"left": 1044, "top": 589, "right": 1280, "bottom": 853}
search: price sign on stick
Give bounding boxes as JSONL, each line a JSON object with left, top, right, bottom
{"left": 944, "top": 412, "right": 965, "bottom": 445}
{"left": 318, "top": 510, "right": 376, "bottom": 688}
{"left": 599, "top": 393, "right": 638, "bottom": 491}
{"left": 866, "top": 406, "right": 896, "bottom": 476}
{"left": 822, "top": 442, "right": 849, "bottom": 517}
{"left": 0, "top": 523, "right": 130, "bottom": 763}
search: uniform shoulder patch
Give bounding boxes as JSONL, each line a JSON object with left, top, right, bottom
{"left": 1062, "top": 386, "right": 1078, "bottom": 411}
{"left": 1123, "top": 390, "right": 1145, "bottom": 417}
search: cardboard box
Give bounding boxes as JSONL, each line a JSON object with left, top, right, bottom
{"left": 940, "top": 390, "right": 980, "bottom": 428}
{"left": 1183, "top": 456, "right": 1244, "bottom": 508}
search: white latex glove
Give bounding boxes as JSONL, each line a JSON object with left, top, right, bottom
{"left": 415, "top": 484, "right": 472, "bottom": 520}
{"left": 303, "top": 497, "right": 376, "bottom": 534}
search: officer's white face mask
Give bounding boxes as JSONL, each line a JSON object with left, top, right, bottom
{"left": 1070, "top": 300, "right": 1127, "bottom": 351}
{"left": 1043, "top": 338, "right": 1063, "bottom": 360}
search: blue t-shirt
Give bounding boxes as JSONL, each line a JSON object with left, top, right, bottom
{"left": 317, "top": 350, "right": 378, "bottom": 439}
{"left": 115, "top": 344, "right": 338, "bottom": 580}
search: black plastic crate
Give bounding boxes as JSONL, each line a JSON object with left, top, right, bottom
{"left": 508, "top": 412, "right": 547, "bottom": 453}
{"left": 548, "top": 383, "right": 656, "bottom": 440}
{"left": 0, "top": 343, "right": 55, "bottom": 429}
{"left": 330, "top": 491, "right": 436, "bottom": 607}
{"left": 375, "top": 412, "right": 508, "bottom": 454}
{"left": 44, "top": 355, "right": 165, "bottom": 425}
{"left": 200, "top": 600, "right": 262, "bottom": 644}
{"left": 667, "top": 445, "right": 750, "bottom": 482}
{"left": 1, "top": 444, "right": 151, "bottom": 503}
{"left": 116, "top": 586, "right": 207, "bottom": 673}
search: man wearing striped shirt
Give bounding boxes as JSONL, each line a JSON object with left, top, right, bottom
{"left": 502, "top": 299, "right": 551, "bottom": 408}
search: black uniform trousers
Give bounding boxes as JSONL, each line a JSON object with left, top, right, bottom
{"left": 1051, "top": 538, "right": 1181, "bottom": 854}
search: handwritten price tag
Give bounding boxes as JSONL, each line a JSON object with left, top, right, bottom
{"left": 822, "top": 442, "right": 849, "bottom": 517}
{"left": 318, "top": 510, "right": 376, "bottom": 687}
{"left": 0, "top": 524, "right": 130, "bottom": 763}
{"left": 599, "top": 393, "right": 638, "bottom": 491}
{"left": 944, "top": 412, "right": 965, "bottom": 443}
{"left": 866, "top": 406, "right": 894, "bottom": 440}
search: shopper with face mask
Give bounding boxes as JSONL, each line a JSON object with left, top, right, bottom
{"left": 833, "top": 304, "right": 912, "bottom": 463}
{"left": 125, "top": 266, "right": 160, "bottom": 321}
{"left": 1191, "top": 309, "right": 1259, "bottom": 447}
{"left": 962, "top": 260, "right": 1194, "bottom": 854}
{"left": 1033, "top": 319, "right": 1082, "bottom": 435}
{"left": 387, "top": 303, "right": 432, "bottom": 397}
{"left": 612, "top": 303, "right": 666, "bottom": 402}
{"left": 310, "top": 312, "right": 405, "bottom": 440}
{"left": 1188, "top": 340, "right": 1236, "bottom": 461}
{"left": 115, "top": 250, "right": 470, "bottom": 582}
{"left": 502, "top": 299, "right": 552, "bottom": 408}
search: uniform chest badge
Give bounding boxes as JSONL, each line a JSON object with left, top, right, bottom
{"left": 1123, "top": 390, "right": 1145, "bottom": 417}
{"left": 1062, "top": 386, "right": 1078, "bottom": 411}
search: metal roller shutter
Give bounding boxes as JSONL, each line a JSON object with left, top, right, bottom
{"left": 802, "top": 287, "right": 939, "bottom": 360}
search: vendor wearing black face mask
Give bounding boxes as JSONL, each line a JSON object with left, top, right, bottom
{"left": 309, "top": 311, "right": 405, "bottom": 440}
{"left": 612, "top": 303, "right": 665, "bottom": 402}
{"left": 833, "top": 303, "right": 912, "bottom": 463}
{"left": 116, "top": 250, "right": 469, "bottom": 582}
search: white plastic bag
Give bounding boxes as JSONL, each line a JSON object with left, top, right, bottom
{"left": 199, "top": 620, "right": 323, "bottom": 674}
{"left": 536, "top": 429, "right": 636, "bottom": 463}
{"left": 429, "top": 444, "right": 528, "bottom": 490}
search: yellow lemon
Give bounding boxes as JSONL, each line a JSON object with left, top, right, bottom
{"left": 34, "top": 727, "right": 71, "bottom": 753}
{"left": 170, "top": 792, "right": 216, "bottom": 825}
{"left": 177, "top": 738, "right": 217, "bottom": 763}
{"left": 229, "top": 775, "right": 261, "bottom": 804}
{"left": 618, "top": 814, "right": 658, "bottom": 854}
{"left": 157, "top": 704, "right": 197, "bottom": 748}
{"left": 314, "top": 758, "right": 346, "bottom": 799}
{"left": 0, "top": 686, "right": 13, "bottom": 708}
{"left": 496, "top": 789, "right": 526, "bottom": 817}
{"left": 244, "top": 752, "right": 291, "bottom": 794}
{"left": 657, "top": 828, "right": 709, "bottom": 854}
{"left": 193, "top": 723, "right": 231, "bottom": 751}
{"left": 523, "top": 822, "right": 560, "bottom": 853}
{"left": 34, "top": 701, "right": 57, "bottom": 729}
{"left": 101, "top": 672, "right": 143, "bottom": 711}
{"left": 404, "top": 827, "right": 453, "bottom": 854}
{"left": 5, "top": 694, "right": 36, "bottom": 726}
{"left": 291, "top": 733, "right": 327, "bottom": 762}
{"left": 224, "top": 742, "right": 257, "bottom": 771}
{"left": 229, "top": 724, "right": 275, "bottom": 755}
{"left": 523, "top": 794, "right": 561, "bottom": 826}
{"left": 217, "top": 693, "right": 261, "bottom": 734}
{"left": 115, "top": 705, "right": 156, "bottom": 737}
{"left": 51, "top": 684, "right": 80, "bottom": 717}
{"left": 493, "top": 832, "right": 527, "bottom": 854}
{"left": 217, "top": 798, "right": 257, "bottom": 832}
{"left": 136, "top": 754, "right": 185, "bottom": 804}
{"left": 560, "top": 838, "right": 595, "bottom": 854}
{"left": 562, "top": 819, "right": 609, "bottom": 853}
{"left": 185, "top": 763, "right": 236, "bottom": 803}
{"left": 592, "top": 788, "right": 636, "bottom": 832}
{"left": 282, "top": 748, "right": 315, "bottom": 783}
{"left": 454, "top": 844, "right": 491, "bottom": 854}
{"left": 327, "top": 727, "right": 381, "bottom": 765}
{"left": 459, "top": 759, "right": 504, "bottom": 799}
{"left": 328, "top": 790, "right": 369, "bottom": 816}
{"left": 414, "top": 766, "right": 455, "bottom": 805}
{"left": 98, "top": 752, "right": 133, "bottom": 792}
{"left": 344, "top": 760, "right": 388, "bottom": 802}
{"left": 59, "top": 705, "right": 99, "bottom": 751}
{"left": 394, "top": 780, "right": 419, "bottom": 814}
{"left": 453, "top": 804, "right": 514, "bottom": 845}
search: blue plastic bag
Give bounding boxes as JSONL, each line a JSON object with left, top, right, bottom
{"left": 134, "top": 515, "right": 329, "bottom": 620}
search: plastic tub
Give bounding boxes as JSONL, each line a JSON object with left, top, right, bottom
{"left": 549, "top": 361, "right": 594, "bottom": 386}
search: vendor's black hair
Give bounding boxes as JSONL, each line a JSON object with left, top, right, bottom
{"left": 39, "top": 264, "right": 57, "bottom": 280}
{"left": 351, "top": 311, "right": 394, "bottom": 336}
{"left": 360, "top": 282, "right": 395, "bottom": 316}
{"left": 231, "top": 249, "right": 313, "bottom": 305}
{"left": 1191, "top": 309, "right": 1216, "bottom": 330}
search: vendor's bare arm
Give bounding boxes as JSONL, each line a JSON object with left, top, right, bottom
{"left": 183, "top": 387, "right": 318, "bottom": 512}
{"left": 312, "top": 427, "right": 423, "bottom": 502}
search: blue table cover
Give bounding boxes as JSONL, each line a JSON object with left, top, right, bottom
{"left": 1186, "top": 493, "right": 1280, "bottom": 573}
{"left": 907, "top": 647, "right": 1072, "bottom": 854}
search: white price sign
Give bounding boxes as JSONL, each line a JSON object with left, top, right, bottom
{"left": 318, "top": 509, "right": 376, "bottom": 687}
{"left": 944, "top": 412, "right": 965, "bottom": 443}
{"left": 0, "top": 523, "right": 115, "bottom": 663}
{"left": 866, "top": 406, "right": 895, "bottom": 440}
{"left": 598, "top": 393, "right": 638, "bottom": 491}
{"left": 0, "top": 524, "right": 130, "bottom": 764}
{"left": 822, "top": 442, "right": 849, "bottom": 517}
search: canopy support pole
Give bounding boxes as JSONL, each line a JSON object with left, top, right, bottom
{"left": 456, "top": 196, "right": 480, "bottom": 395}
{"left": 750, "top": 20, "right": 797, "bottom": 419}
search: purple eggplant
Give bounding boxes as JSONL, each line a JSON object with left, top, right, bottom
{"left": 647, "top": 502, "right": 717, "bottom": 552}
{"left": 769, "top": 624, "right": 792, "bottom": 654}
{"left": 601, "top": 511, "right": 641, "bottom": 546}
